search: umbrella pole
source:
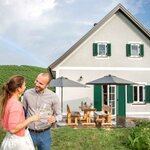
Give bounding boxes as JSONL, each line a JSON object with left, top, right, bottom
{"left": 61, "top": 87, "right": 63, "bottom": 113}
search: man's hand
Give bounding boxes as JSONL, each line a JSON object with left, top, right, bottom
{"left": 47, "top": 116, "right": 56, "bottom": 123}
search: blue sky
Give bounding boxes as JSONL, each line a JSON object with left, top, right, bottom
{"left": 0, "top": 0, "right": 150, "bottom": 68}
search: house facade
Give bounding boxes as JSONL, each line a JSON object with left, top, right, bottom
{"left": 49, "top": 4, "right": 150, "bottom": 120}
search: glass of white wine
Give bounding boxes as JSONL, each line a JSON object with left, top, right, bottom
{"left": 36, "top": 104, "right": 52, "bottom": 129}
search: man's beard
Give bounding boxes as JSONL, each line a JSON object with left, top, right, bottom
{"left": 35, "top": 86, "right": 42, "bottom": 92}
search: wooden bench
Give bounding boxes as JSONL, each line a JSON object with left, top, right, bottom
{"left": 66, "top": 104, "right": 81, "bottom": 127}
{"left": 95, "top": 105, "right": 112, "bottom": 127}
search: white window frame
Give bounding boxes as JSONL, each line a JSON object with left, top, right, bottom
{"left": 95, "top": 41, "right": 108, "bottom": 57}
{"left": 130, "top": 43, "right": 140, "bottom": 57}
{"left": 128, "top": 42, "right": 141, "bottom": 58}
{"left": 133, "top": 84, "right": 145, "bottom": 103}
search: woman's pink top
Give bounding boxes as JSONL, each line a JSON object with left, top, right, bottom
{"left": 2, "top": 97, "right": 25, "bottom": 136}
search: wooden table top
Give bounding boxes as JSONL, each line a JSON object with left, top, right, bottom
{"left": 79, "top": 106, "right": 96, "bottom": 112}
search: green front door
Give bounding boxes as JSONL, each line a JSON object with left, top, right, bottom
{"left": 109, "top": 85, "right": 116, "bottom": 116}
{"left": 103, "top": 85, "right": 116, "bottom": 116}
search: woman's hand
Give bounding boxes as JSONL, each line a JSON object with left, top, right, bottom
{"left": 30, "top": 115, "right": 41, "bottom": 122}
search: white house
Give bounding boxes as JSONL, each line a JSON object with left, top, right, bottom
{"left": 48, "top": 3, "right": 150, "bottom": 121}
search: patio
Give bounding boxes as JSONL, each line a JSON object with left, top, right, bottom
{"left": 57, "top": 103, "right": 118, "bottom": 128}
{"left": 56, "top": 114, "right": 137, "bottom": 128}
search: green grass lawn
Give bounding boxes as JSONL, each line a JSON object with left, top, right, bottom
{"left": 0, "top": 127, "right": 131, "bottom": 150}
{"left": 51, "top": 127, "right": 131, "bottom": 150}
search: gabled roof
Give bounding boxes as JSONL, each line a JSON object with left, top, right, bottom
{"left": 49, "top": 3, "right": 150, "bottom": 70}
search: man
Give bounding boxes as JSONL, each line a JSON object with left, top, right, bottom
{"left": 23, "top": 73, "right": 62, "bottom": 150}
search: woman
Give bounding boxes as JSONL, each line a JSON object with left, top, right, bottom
{"left": 0, "top": 75, "right": 40, "bottom": 150}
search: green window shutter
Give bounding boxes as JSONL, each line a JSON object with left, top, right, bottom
{"left": 93, "top": 43, "right": 98, "bottom": 56}
{"left": 117, "top": 85, "right": 126, "bottom": 117}
{"left": 139, "top": 44, "right": 144, "bottom": 57}
{"left": 117, "top": 85, "right": 126, "bottom": 127}
{"left": 145, "top": 85, "right": 150, "bottom": 103}
{"left": 107, "top": 43, "right": 111, "bottom": 56}
{"left": 126, "top": 44, "right": 131, "bottom": 57}
{"left": 94, "top": 85, "right": 102, "bottom": 111}
{"left": 127, "top": 85, "right": 133, "bottom": 103}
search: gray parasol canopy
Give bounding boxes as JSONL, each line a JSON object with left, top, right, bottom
{"left": 49, "top": 76, "right": 86, "bottom": 112}
{"left": 86, "top": 74, "right": 135, "bottom": 85}
{"left": 50, "top": 76, "right": 86, "bottom": 87}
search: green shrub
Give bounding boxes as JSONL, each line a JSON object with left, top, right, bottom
{"left": 126, "top": 120, "right": 150, "bottom": 150}
{"left": 135, "top": 119, "right": 150, "bottom": 128}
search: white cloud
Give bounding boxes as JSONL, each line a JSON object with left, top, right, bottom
{"left": 0, "top": 0, "right": 58, "bottom": 34}
{"left": 64, "top": 0, "right": 76, "bottom": 4}
{"left": 3, "top": 0, "right": 57, "bottom": 19}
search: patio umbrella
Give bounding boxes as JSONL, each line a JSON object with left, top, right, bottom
{"left": 86, "top": 74, "right": 135, "bottom": 85}
{"left": 49, "top": 76, "right": 86, "bottom": 112}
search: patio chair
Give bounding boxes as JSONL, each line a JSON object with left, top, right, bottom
{"left": 95, "top": 104, "right": 112, "bottom": 127}
{"left": 66, "top": 104, "right": 81, "bottom": 127}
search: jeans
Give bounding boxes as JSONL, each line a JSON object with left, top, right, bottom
{"left": 29, "top": 129, "right": 51, "bottom": 150}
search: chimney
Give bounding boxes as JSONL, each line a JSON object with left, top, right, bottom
{"left": 94, "top": 23, "right": 97, "bottom": 26}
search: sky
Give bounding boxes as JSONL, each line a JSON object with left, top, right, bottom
{"left": 0, "top": 0, "right": 150, "bottom": 68}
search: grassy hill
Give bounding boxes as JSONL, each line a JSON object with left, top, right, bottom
{"left": 0, "top": 65, "right": 47, "bottom": 89}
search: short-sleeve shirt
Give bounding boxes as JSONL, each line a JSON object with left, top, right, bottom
{"left": 2, "top": 97, "right": 25, "bottom": 136}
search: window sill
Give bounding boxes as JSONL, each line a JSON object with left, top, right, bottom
{"left": 95, "top": 56, "right": 109, "bottom": 59}
{"left": 127, "top": 57, "right": 142, "bottom": 60}
{"left": 132, "top": 102, "right": 146, "bottom": 105}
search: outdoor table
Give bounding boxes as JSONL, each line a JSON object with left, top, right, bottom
{"left": 80, "top": 107, "right": 96, "bottom": 123}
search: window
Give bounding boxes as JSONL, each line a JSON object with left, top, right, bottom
{"left": 133, "top": 85, "right": 145, "bottom": 103}
{"left": 93, "top": 42, "right": 111, "bottom": 57}
{"left": 131, "top": 44, "right": 140, "bottom": 56}
{"left": 127, "top": 84, "right": 150, "bottom": 104}
{"left": 97, "top": 43, "right": 107, "bottom": 56}
{"left": 126, "top": 43, "right": 144, "bottom": 57}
